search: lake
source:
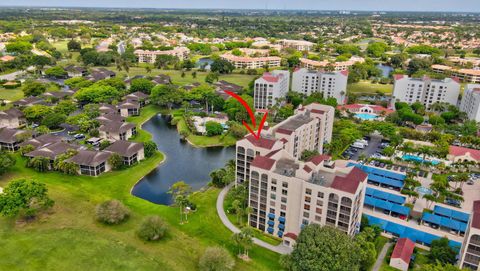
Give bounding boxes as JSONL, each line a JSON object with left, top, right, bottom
{"left": 196, "top": 57, "right": 213, "bottom": 70}
{"left": 376, "top": 64, "right": 394, "bottom": 78}
{"left": 131, "top": 114, "right": 235, "bottom": 205}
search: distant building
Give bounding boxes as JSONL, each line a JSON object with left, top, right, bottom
{"left": 134, "top": 47, "right": 190, "bottom": 63}
{"left": 104, "top": 140, "right": 144, "bottom": 166}
{"left": 64, "top": 65, "right": 88, "bottom": 78}
{"left": 432, "top": 64, "right": 480, "bottom": 84}
{"left": 459, "top": 84, "right": 480, "bottom": 122}
{"left": 448, "top": 146, "right": 480, "bottom": 163}
{"left": 292, "top": 68, "right": 348, "bottom": 105}
{"left": 99, "top": 121, "right": 137, "bottom": 141}
{"left": 278, "top": 39, "right": 315, "bottom": 51}
{"left": 253, "top": 70, "right": 290, "bottom": 110}
{"left": 300, "top": 56, "right": 364, "bottom": 72}
{"left": 0, "top": 108, "right": 26, "bottom": 129}
{"left": 66, "top": 150, "right": 112, "bottom": 176}
{"left": 220, "top": 54, "right": 281, "bottom": 69}
{"left": 392, "top": 75, "right": 460, "bottom": 109}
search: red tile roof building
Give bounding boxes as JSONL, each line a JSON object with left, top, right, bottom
{"left": 390, "top": 238, "right": 415, "bottom": 271}
{"left": 448, "top": 145, "right": 480, "bottom": 163}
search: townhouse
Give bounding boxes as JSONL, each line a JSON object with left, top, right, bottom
{"left": 0, "top": 108, "right": 26, "bottom": 129}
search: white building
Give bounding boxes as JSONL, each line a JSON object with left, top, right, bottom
{"left": 134, "top": 47, "right": 190, "bottom": 63}
{"left": 278, "top": 39, "right": 315, "bottom": 51}
{"left": 392, "top": 75, "right": 460, "bottom": 109}
{"left": 253, "top": 70, "right": 290, "bottom": 110}
{"left": 292, "top": 68, "right": 348, "bottom": 105}
{"left": 220, "top": 54, "right": 281, "bottom": 69}
{"left": 459, "top": 84, "right": 480, "bottom": 122}
{"left": 459, "top": 201, "right": 480, "bottom": 270}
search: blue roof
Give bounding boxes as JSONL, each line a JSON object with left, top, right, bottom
{"left": 364, "top": 195, "right": 410, "bottom": 216}
{"left": 348, "top": 163, "right": 406, "bottom": 181}
{"left": 368, "top": 174, "right": 404, "bottom": 188}
{"left": 433, "top": 205, "right": 469, "bottom": 223}
{"left": 366, "top": 187, "right": 406, "bottom": 204}
{"left": 365, "top": 214, "right": 462, "bottom": 250}
{"left": 423, "top": 212, "right": 468, "bottom": 232}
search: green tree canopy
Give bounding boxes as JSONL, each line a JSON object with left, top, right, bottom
{"left": 0, "top": 179, "right": 54, "bottom": 218}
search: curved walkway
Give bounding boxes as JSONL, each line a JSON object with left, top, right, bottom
{"left": 216, "top": 182, "right": 292, "bottom": 255}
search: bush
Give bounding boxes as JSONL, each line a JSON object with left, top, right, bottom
{"left": 136, "top": 215, "right": 168, "bottom": 241}
{"left": 144, "top": 141, "right": 158, "bottom": 158}
{"left": 199, "top": 246, "right": 235, "bottom": 271}
{"left": 95, "top": 200, "right": 130, "bottom": 225}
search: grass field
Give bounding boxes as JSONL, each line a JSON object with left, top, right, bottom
{"left": 0, "top": 106, "right": 281, "bottom": 271}
{"left": 0, "top": 87, "right": 24, "bottom": 102}
{"left": 347, "top": 80, "right": 393, "bottom": 95}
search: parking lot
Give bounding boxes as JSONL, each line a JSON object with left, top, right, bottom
{"left": 343, "top": 134, "right": 385, "bottom": 161}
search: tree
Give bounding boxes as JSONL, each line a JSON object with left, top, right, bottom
{"left": 429, "top": 237, "right": 457, "bottom": 265}
{"left": 44, "top": 66, "right": 67, "bottom": 78}
{"left": 418, "top": 263, "right": 464, "bottom": 271}
{"left": 22, "top": 105, "right": 52, "bottom": 123}
{"left": 67, "top": 40, "right": 81, "bottom": 51}
{"left": 205, "top": 121, "right": 223, "bottom": 136}
{"left": 144, "top": 141, "right": 158, "bottom": 158}
{"left": 281, "top": 224, "right": 362, "bottom": 271}
{"left": 22, "top": 81, "right": 47, "bottom": 97}
{"left": 199, "top": 246, "right": 235, "bottom": 271}
{"left": 0, "top": 179, "right": 54, "bottom": 218}
{"left": 154, "top": 55, "right": 179, "bottom": 69}
{"left": 41, "top": 112, "right": 66, "bottom": 129}
{"left": 287, "top": 56, "right": 300, "bottom": 67}
{"left": 210, "top": 59, "right": 234, "bottom": 74}
{"left": 232, "top": 227, "right": 254, "bottom": 258}
{"left": 205, "top": 72, "right": 219, "bottom": 84}
{"left": 136, "top": 215, "right": 168, "bottom": 241}
{"left": 54, "top": 150, "right": 79, "bottom": 175}
{"left": 6, "top": 41, "right": 32, "bottom": 53}
{"left": 130, "top": 78, "right": 155, "bottom": 94}
{"left": 168, "top": 181, "right": 192, "bottom": 223}
{"left": 27, "top": 156, "right": 51, "bottom": 172}
{"left": 366, "top": 42, "right": 389, "bottom": 58}
{"left": 108, "top": 153, "right": 124, "bottom": 170}
{"left": 0, "top": 151, "right": 16, "bottom": 175}
{"left": 55, "top": 100, "right": 77, "bottom": 115}
{"left": 95, "top": 199, "right": 130, "bottom": 225}
{"left": 150, "top": 84, "right": 184, "bottom": 109}
{"left": 182, "top": 59, "right": 195, "bottom": 70}
{"left": 74, "top": 84, "right": 120, "bottom": 103}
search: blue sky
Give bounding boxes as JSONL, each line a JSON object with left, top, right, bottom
{"left": 0, "top": 0, "right": 478, "bottom": 12}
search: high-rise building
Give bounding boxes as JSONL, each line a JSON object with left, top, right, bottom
{"left": 459, "top": 84, "right": 480, "bottom": 122}
{"left": 253, "top": 70, "right": 290, "bottom": 110}
{"left": 392, "top": 75, "right": 460, "bottom": 109}
{"left": 291, "top": 68, "right": 348, "bottom": 105}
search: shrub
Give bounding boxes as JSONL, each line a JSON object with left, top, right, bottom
{"left": 108, "top": 153, "right": 124, "bottom": 170}
{"left": 199, "top": 246, "right": 235, "bottom": 271}
{"left": 136, "top": 215, "right": 168, "bottom": 241}
{"left": 95, "top": 200, "right": 130, "bottom": 225}
{"left": 144, "top": 141, "right": 158, "bottom": 158}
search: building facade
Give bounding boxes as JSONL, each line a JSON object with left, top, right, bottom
{"left": 292, "top": 68, "right": 348, "bottom": 105}
{"left": 460, "top": 84, "right": 480, "bottom": 122}
{"left": 253, "top": 70, "right": 290, "bottom": 110}
{"left": 459, "top": 201, "right": 480, "bottom": 270}
{"left": 220, "top": 54, "right": 281, "bottom": 69}
{"left": 134, "top": 47, "right": 190, "bottom": 63}
{"left": 392, "top": 75, "right": 460, "bottom": 109}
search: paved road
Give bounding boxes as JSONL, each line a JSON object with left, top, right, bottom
{"left": 216, "top": 182, "right": 292, "bottom": 255}
{"left": 0, "top": 70, "right": 25, "bottom": 81}
{"left": 372, "top": 241, "right": 393, "bottom": 271}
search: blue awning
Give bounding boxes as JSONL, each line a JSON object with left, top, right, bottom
{"left": 433, "top": 205, "right": 469, "bottom": 223}
{"left": 278, "top": 223, "right": 285, "bottom": 230}
{"left": 366, "top": 187, "right": 406, "bottom": 204}
{"left": 278, "top": 216, "right": 286, "bottom": 223}
{"left": 278, "top": 231, "right": 284, "bottom": 237}
{"left": 364, "top": 195, "right": 410, "bottom": 216}
{"left": 267, "top": 220, "right": 274, "bottom": 226}
{"left": 268, "top": 213, "right": 275, "bottom": 219}
{"left": 267, "top": 227, "right": 274, "bottom": 233}
{"left": 391, "top": 204, "right": 410, "bottom": 216}
{"left": 423, "top": 213, "right": 468, "bottom": 232}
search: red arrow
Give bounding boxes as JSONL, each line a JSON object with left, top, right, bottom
{"left": 224, "top": 90, "right": 268, "bottom": 140}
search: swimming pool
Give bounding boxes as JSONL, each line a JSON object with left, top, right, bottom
{"left": 355, "top": 113, "right": 378, "bottom": 120}
{"left": 402, "top": 154, "right": 440, "bottom": 165}
{"left": 415, "top": 186, "right": 433, "bottom": 196}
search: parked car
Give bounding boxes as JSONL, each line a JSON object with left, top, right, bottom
{"left": 74, "top": 134, "right": 85, "bottom": 140}
{"left": 445, "top": 198, "right": 461, "bottom": 207}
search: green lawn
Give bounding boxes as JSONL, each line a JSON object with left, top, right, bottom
{"left": 0, "top": 87, "right": 24, "bottom": 102}
{"left": 0, "top": 106, "right": 281, "bottom": 270}
{"left": 108, "top": 66, "right": 256, "bottom": 88}
{"left": 348, "top": 80, "right": 393, "bottom": 95}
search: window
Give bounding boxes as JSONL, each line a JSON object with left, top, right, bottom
{"left": 317, "top": 192, "right": 324, "bottom": 198}
{"left": 305, "top": 188, "right": 312, "bottom": 195}
{"left": 282, "top": 182, "right": 288, "bottom": 188}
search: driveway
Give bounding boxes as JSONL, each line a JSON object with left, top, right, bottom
{"left": 372, "top": 241, "right": 392, "bottom": 271}
{"left": 216, "top": 183, "right": 292, "bottom": 255}
{"left": 351, "top": 134, "right": 383, "bottom": 160}
{"left": 0, "top": 70, "right": 25, "bottom": 81}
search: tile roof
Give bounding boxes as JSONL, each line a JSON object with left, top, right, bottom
{"left": 20, "top": 134, "right": 63, "bottom": 148}
{"left": 96, "top": 112, "right": 125, "bottom": 124}
{"left": 25, "top": 142, "right": 79, "bottom": 160}
{"left": 0, "top": 128, "right": 26, "bottom": 143}
{"left": 118, "top": 100, "right": 140, "bottom": 109}
{"left": 308, "top": 155, "right": 331, "bottom": 165}
{"left": 0, "top": 108, "right": 24, "bottom": 120}
{"left": 250, "top": 156, "right": 276, "bottom": 170}
{"left": 105, "top": 140, "right": 143, "bottom": 157}
{"left": 391, "top": 238, "right": 415, "bottom": 264}
{"left": 245, "top": 135, "right": 277, "bottom": 150}
{"left": 284, "top": 232, "right": 298, "bottom": 240}
{"left": 99, "top": 121, "right": 136, "bottom": 134}
{"left": 449, "top": 146, "right": 480, "bottom": 161}
{"left": 472, "top": 201, "right": 480, "bottom": 229}
{"left": 125, "top": 91, "right": 149, "bottom": 100}
{"left": 331, "top": 167, "right": 367, "bottom": 194}
{"left": 67, "top": 150, "right": 111, "bottom": 167}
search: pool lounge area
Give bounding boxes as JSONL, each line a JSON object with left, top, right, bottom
{"left": 402, "top": 154, "right": 440, "bottom": 165}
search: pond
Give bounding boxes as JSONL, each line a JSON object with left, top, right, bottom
{"left": 195, "top": 57, "right": 213, "bottom": 70}
{"left": 131, "top": 114, "right": 235, "bottom": 205}
{"left": 376, "top": 64, "right": 394, "bottom": 78}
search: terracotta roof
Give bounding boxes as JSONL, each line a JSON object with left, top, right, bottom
{"left": 331, "top": 167, "right": 367, "bottom": 194}
{"left": 472, "top": 201, "right": 480, "bottom": 229}
{"left": 284, "top": 232, "right": 298, "bottom": 240}
{"left": 261, "top": 72, "right": 281, "bottom": 83}
{"left": 245, "top": 135, "right": 277, "bottom": 150}
{"left": 308, "top": 154, "right": 331, "bottom": 165}
{"left": 394, "top": 74, "right": 405, "bottom": 81}
{"left": 391, "top": 238, "right": 415, "bottom": 264}
{"left": 105, "top": 140, "right": 143, "bottom": 157}
{"left": 449, "top": 146, "right": 480, "bottom": 161}
{"left": 340, "top": 70, "right": 349, "bottom": 76}
{"left": 250, "top": 156, "right": 276, "bottom": 170}
{"left": 276, "top": 128, "right": 293, "bottom": 135}
{"left": 303, "top": 165, "right": 312, "bottom": 173}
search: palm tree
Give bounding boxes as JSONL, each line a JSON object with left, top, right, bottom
{"left": 418, "top": 146, "right": 432, "bottom": 165}
{"left": 232, "top": 227, "right": 254, "bottom": 258}
{"left": 424, "top": 194, "right": 437, "bottom": 209}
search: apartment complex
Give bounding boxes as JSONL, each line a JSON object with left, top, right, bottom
{"left": 432, "top": 64, "right": 480, "bottom": 84}
{"left": 300, "top": 56, "right": 365, "bottom": 71}
{"left": 235, "top": 103, "right": 335, "bottom": 183}
{"left": 253, "top": 70, "right": 290, "bottom": 110}
{"left": 248, "top": 151, "right": 367, "bottom": 240}
{"left": 134, "top": 47, "right": 190, "bottom": 63}
{"left": 459, "top": 84, "right": 480, "bottom": 122}
{"left": 459, "top": 201, "right": 480, "bottom": 270}
{"left": 392, "top": 75, "right": 460, "bottom": 109}
{"left": 292, "top": 68, "right": 348, "bottom": 105}
{"left": 220, "top": 54, "right": 281, "bottom": 69}
{"left": 278, "top": 39, "right": 315, "bottom": 51}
